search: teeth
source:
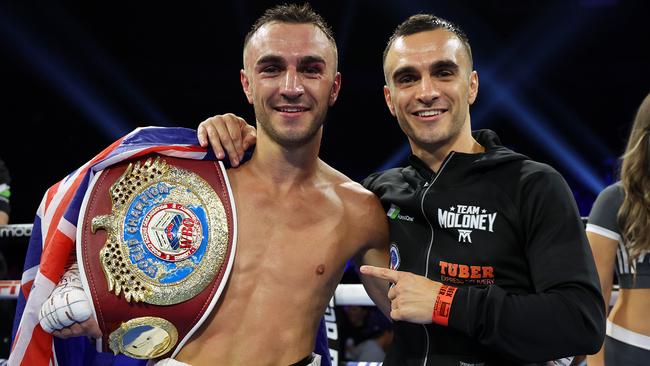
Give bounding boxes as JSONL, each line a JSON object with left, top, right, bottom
{"left": 278, "top": 107, "right": 305, "bottom": 112}
{"left": 416, "top": 110, "right": 442, "bottom": 117}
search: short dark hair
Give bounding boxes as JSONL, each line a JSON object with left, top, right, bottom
{"left": 244, "top": 3, "right": 336, "bottom": 49}
{"left": 383, "top": 14, "right": 472, "bottom": 68}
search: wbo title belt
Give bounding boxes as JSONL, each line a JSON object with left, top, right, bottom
{"left": 77, "top": 156, "right": 236, "bottom": 359}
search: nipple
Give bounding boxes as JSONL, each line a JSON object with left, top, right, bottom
{"left": 316, "top": 264, "right": 325, "bottom": 275}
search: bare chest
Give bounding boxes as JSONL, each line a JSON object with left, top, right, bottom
{"left": 245, "top": 202, "right": 343, "bottom": 264}
{"left": 230, "top": 188, "right": 356, "bottom": 286}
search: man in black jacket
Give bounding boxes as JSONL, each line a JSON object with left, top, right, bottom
{"left": 197, "top": 13, "right": 605, "bottom": 366}
{"left": 357, "top": 14, "right": 604, "bottom": 365}
{"left": 358, "top": 14, "right": 604, "bottom": 365}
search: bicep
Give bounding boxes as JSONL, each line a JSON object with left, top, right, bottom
{"left": 349, "top": 188, "right": 389, "bottom": 263}
{"left": 355, "top": 196, "right": 391, "bottom": 314}
{"left": 358, "top": 247, "right": 391, "bottom": 316}
{"left": 363, "top": 192, "right": 390, "bottom": 252}
{"left": 359, "top": 246, "right": 389, "bottom": 268}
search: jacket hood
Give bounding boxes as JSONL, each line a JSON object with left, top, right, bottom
{"left": 408, "top": 129, "right": 529, "bottom": 180}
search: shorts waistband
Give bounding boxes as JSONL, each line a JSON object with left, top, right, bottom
{"left": 152, "top": 353, "right": 320, "bottom": 366}
{"left": 290, "top": 353, "right": 321, "bottom": 366}
{"left": 607, "top": 320, "right": 650, "bottom": 350}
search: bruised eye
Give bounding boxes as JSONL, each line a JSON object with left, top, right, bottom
{"left": 301, "top": 64, "right": 324, "bottom": 76}
{"left": 261, "top": 65, "right": 281, "bottom": 74}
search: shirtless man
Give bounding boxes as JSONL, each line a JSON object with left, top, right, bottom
{"left": 38, "top": 4, "right": 389, "bottom": 366}
{"left": 175, "top": 6, "right": 389, "bottom": 364}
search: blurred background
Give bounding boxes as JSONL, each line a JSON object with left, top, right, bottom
{"left": 1, "top": 0, "right": 649, "bottom": 223}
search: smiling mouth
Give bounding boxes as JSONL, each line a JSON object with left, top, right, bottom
{"left": 413, "top": 109, "right": 446, "bottom": 117}
{"left": 274, "top": 106, "right": 309, "bottom": 113}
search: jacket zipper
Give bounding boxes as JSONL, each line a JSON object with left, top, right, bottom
{"left": 419, "top": 152, "right": 455, "bottom": 366}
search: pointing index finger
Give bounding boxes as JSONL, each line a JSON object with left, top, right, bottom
{"left": 360, "top": 265, "right": 401, "bottom": 282}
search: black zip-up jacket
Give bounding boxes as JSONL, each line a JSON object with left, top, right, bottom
{"left": 362, "top": 130, "right": 605, "bottom": 366}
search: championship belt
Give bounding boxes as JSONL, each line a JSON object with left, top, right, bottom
{"left": 77, "top": 156, "right": 236, "bottom": 359}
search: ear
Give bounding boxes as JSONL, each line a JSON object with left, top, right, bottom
{"left": 468, "top": 70, "right": 479, "bottom": 105}
{"left": 240, "top": 69, "right": 253, "bottom": 104}
{"left": 328, "top": 72, "right": 342, "bottom": 106}
{"left": 383, "top": 85, "right": 396, "bottom": 116}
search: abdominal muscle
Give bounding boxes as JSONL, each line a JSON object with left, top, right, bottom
{"left": 609, "top": 288, "right": 650, "bottom": 336}
{"left": 173, "top": 237, "right": 343, "bottom": 365}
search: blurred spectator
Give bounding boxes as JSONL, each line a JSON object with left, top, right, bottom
{"left": 0, "top": 158, "right": 10, "bottom": 280}
{"left": 0, "top": 158, "right": 9, "bottom": 226}
{"left": 339, "top": 305, "right": 394, "bottom": 362}
{"left": 0, "top": 159, "right": 11, "bottom": 360}
{"left": 348, "top": 310, "right": 393, "bottom": 362}
{"left": 340, "top": 305, "right": 370, "bottom": 360}
{"left": 338, "top": 305, "right": 369, "bottom": 361}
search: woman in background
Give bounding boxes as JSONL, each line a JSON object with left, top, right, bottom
{"left": 586, "top": 92, "right": 650, "bottom": 365}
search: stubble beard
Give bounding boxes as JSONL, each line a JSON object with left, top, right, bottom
{"left": 400, "top": 109, "right": 466, "bottom": 150}
{"left": 255, "top": 107, "right": 327, "bottom": 149}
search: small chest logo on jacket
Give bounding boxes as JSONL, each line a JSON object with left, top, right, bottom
{"left": 437, "top": 204, "right": 497, "bottom": 243}
{"left": 387, "top": 204, "right": 414, "bottom": 222}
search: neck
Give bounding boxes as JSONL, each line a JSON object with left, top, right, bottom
{"left": 411, "top": 125, "right": 484, "bottom": 172}
{"left": 246, "top": 128, "right": 322, "bottom": 186}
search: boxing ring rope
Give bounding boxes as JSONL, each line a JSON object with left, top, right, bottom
{"left": 0, "top": 281, "right": 374, "bottom": 303}
{"left": 0, "top": 280, "right": 19, "bottom": 300}
{"left": 0, "top": 224, "right": 33, "bottom": 239}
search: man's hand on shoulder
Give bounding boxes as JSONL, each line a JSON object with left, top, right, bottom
{"left": 360, "top": 265, "right": 441, "bottom": 324}
{"left": 197, "top": 113, "right": 257, "bottom": 167}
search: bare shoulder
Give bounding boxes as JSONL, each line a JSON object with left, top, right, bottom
{"left": 318, "top": 161, "right": 388, "bottom": 246}
{"left": 318, "top": 161, "right": 381, "bottom": 209}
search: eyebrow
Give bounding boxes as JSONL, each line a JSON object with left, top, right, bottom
{"left": 298, "top": 55, "right": 327, "bottom": 67}
{"left": 392, "top": 66, "right": 418, "bottom": 82}
{"left": 430, "top": 60, "right": 459, "bottom": 73}
{"left": 255, "top": 55, "right": 285, "bottom": 67}
{"left": 255, "top": 55, "right": 327, "bottom": 68}
{"left": 392, "top": 59, "right": 460, "bottom": 82}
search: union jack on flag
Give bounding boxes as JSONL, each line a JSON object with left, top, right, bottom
{"left": 9, "top": 127, "right": 215, "bottom": 366}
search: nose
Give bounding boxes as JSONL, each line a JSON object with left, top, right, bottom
{"left": 280, "top": 67, "right": 305, "bottom": 100}
{"left": 416, "top": 76, "right": 439, "bottom": 105}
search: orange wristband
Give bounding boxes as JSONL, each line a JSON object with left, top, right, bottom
{"left": 432, "top": 285, "right": 457, "bottom": 326}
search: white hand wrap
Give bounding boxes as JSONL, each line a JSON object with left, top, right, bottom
{"left": 39, "top": 263, "right": 92, "bottom": 333}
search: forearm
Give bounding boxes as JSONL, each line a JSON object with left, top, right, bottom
{"left": 360, "top": 274, "right": 391, "bottom": 316}
{"left": 449, "top": 284, "right": 605, "bottom": 362}
{"left": 472, "top": 171, "right": 606, "bottom": 361}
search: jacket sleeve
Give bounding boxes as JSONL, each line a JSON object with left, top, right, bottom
{"left": 446, "top": 169, "right": 606, "bottom": 363}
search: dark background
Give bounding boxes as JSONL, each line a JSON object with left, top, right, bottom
{"left": 1, "top": 0, "right": 649, "bottom": 224}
